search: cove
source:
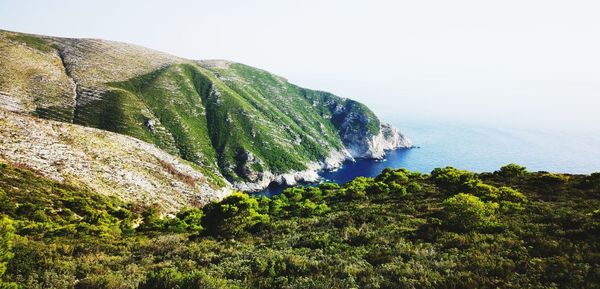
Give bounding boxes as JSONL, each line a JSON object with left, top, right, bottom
{"left": 255, "top": 148, "right": 414, "bottom": 198}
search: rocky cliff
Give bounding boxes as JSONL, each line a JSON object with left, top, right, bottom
{"left": 0, "top": 29, "right": 411, "bottom": 196}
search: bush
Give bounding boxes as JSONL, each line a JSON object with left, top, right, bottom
{"left": 169, "top": 208, "right": 204, "bottom": 233}
{"left": 139, "top": 268, "right": 235, "bottom": 289}
{"left": 495, "top": 164, "right": 528, "bottom": 180}
{"left": 471, "top": 182, "right": 500, "bottom": 201}
{"left": 296, "top": 199, "right": 330, "bottom": 217}
{"left": 202, "top": 192, "right": 270, "bottom": 237}
{"left": 497, "top": 187, "right": 527, "bottom": 204}
{"left": 389, "top": 184, "right": 407, "bottom": 196}
{"left": 533, "top": 173, "right": 569, "bottom": 193}
{"left": 367, "top": 182, "right": 389, "bottom": 195}
{"left": 442, "top": 193, "right": 498, "bottom": 232}
{"left": 406, "top": 181, "right": 423, "bottom": 194}
{"left": 0, "top": 216, "right": 16, "bottom": 288}
{"left": 431, "top": 167, "right": 479, "bottom": 195}
{"left": 137, "top": 205, "right": 165, "bottom": 232}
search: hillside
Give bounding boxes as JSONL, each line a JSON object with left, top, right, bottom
{"left": 0, "top": 29, "right": 411, "bottom": 192}
{"left": 0, "top": 110, "right": 229, "bottom": 212}
{"left": 0, "top": 163, "right": 598, "bottom": 288}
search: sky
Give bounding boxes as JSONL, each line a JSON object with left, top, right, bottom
{"left": 1, "top": 0, "right": 599, "bottom": 131}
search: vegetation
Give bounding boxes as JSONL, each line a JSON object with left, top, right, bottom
{"left": 1, "top": 30, "right": 387, "bottom": 184}
{"left": 1, "top": 162, "right": 598, "bottom": 288}
{"left": 73, "top": 60, "right": 382, "bottom": 183}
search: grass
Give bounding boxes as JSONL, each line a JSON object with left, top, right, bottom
{"left": 6, "top": 34, "right": 52, "bottom": 53}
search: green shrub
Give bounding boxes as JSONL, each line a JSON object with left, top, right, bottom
{"left": 495, "top": 163, "right": 528, "bottom": 180}
{"left": 533, "top": 173, "right": 569, "bottom": 193}
{"left": 303, "top": 187, "right": 323, "bottom": 201}
{"left": 175, "top": 208, "right": 204, "bottom": 233}
{"left": 406, "top": 181, "right": 423, "bottom": 194}
{"left": 137, "top": 205, "right": 165, "bottom": 232}
{"left": 367, "top": 182, "right": 389, "bottom": 195}
{"left": 139, "top": 268, "right": 235, "bottom": 289}
{"left": 431, "top": 167, "right": 479, "bottom": 195}
{"left": 0, "top": 216, "right": 16, "bottom": 288}
{"left": 389, "top": 184, "right": 408, "bottom": 196}
{"left": 471, "top": 181, "right": 500, "bottom": 201}
{"left": 296, "top": 199, "right": 330, "bottom": 217}
{"left": 497, "top": 187, "right": 527, "bottom": 204}
{"left": 202, "top": 192, "right": 270, "bottom": 237}
{"left": 255, "top": 196, "right": 272, "bottom": 215}
{"left": 269, "top": 196, "right": 290, "bottom": 216}
{"left": 442, "top": 193, "right": 498, "bottom": 232}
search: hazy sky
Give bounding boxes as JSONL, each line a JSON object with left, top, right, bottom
{"left": 1, "top": 0, "right": 599, "bottom": 130}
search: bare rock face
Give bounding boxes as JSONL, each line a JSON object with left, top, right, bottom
{"left": 232, "top": 149, "right": 351, "bottom": 192}
{"left": 363, "top": 123, "right": 413, "bottom": 159}
{"left": 341, "top": 121, "right": 412, "bottom": 160}
{"left": 0, "top": 110, "right": 231, "bottom": 212}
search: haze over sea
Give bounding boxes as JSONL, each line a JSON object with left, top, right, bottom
{"left": 260, "top": 118, "right": 600, "bottom": 196}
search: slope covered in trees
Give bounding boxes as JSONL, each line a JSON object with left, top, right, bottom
{"left": 1, "top": 162, "right": 598, "bottom": 288}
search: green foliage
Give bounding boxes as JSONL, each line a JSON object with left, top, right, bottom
{"left": 498, "top": 186, "right": 528, "bottom": 204}
{"left": 138, "top": 268, "right": 236, "bottom": 289}
{"left": 137, "top": 205, "right": 165, "bottom": 232}
{"left": 2, "top": 162, "right": 600, "bottom": 288}
{"left": 343, "top": 176, "right": 373, "bottom": 200}
{"left": 295, "top": 199, "right": 330, "bottom": 217}
{"left": 174, "top": 208, "right": 204, "bottom": 233}
{"left": 0, "top": 216, "right": 16, "bottom": 289}
{"left": 0, "top": 162, "right": 133, "bottom": 239}
{"left": 495, "top": 163, "right": 528, "bottom": 180}
{"left": 269, "top": 187, "right": 330, "bottom": 217}
{"left": 76, "top": 60, "right": 386, "bottom": 184}
{"left": 202, "top": 192, "right": 270, "bottom": 237}
{"left": 442, "top": 193, "right": 498, "bottom": 231}
{"left": 431, "top": 166, "right": 479, "bottom": 195}
{"left": 0, "top": 216, "right": 14, "bottom": 275}
{"left": 534, "top": 173, "right": 569, "bottom": 193}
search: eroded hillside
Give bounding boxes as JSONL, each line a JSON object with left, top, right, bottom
{"left": 0, "top": 110, "right": 230, "bottom": 212}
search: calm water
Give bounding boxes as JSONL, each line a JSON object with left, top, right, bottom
{"left": 257, "top": 120, "right": 600, "bottom": 197}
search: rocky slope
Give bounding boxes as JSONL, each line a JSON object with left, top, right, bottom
{"left": 0, "top": 29, "right": 411, "bottom": 194}
{"left": 0, "top": 110, "right": 230, "bottom": 212}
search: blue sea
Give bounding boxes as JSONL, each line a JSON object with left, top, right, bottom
{"left": 258, "top": 119, "right": 600, "bottom": 196}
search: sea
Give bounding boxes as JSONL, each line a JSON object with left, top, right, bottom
{"left": 257, "top": 119, "right": 600, "bottom": 197}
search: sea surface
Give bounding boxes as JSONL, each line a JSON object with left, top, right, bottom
{"left": 257, "top": 120, "right": 600, "bottom": 197}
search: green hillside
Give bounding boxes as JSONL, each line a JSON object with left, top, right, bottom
{"left": 1, "top": 162, "right": 598, "bottom": 288}
{"left": 0, "top": 30, "right": 408, "bottom": 187}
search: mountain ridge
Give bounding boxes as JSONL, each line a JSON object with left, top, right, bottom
{"left": 0, "top": 29, "right": 411, "bottom": 198}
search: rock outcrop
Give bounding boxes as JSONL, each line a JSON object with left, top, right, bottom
{"left": 356, "top": 123, "right": 413, "bottom": 159}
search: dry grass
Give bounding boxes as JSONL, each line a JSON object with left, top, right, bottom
{"left": 159, "top": 159, "right": 196, "bottom": 187}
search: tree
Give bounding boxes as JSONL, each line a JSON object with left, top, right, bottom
{"left": 495, "top": 164, "right": 528, "bottom": 181}
{"left": 202, "top": 192, "right": 270, "bottom": 237}
{"left": 442, "top": 193, "right": 498, "bottom": 232}
{"left": 430, "top": 167, "right": 479, "bottom": 195}
{"left": 173, "top": 208, "right": 204, "bottom": 233}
